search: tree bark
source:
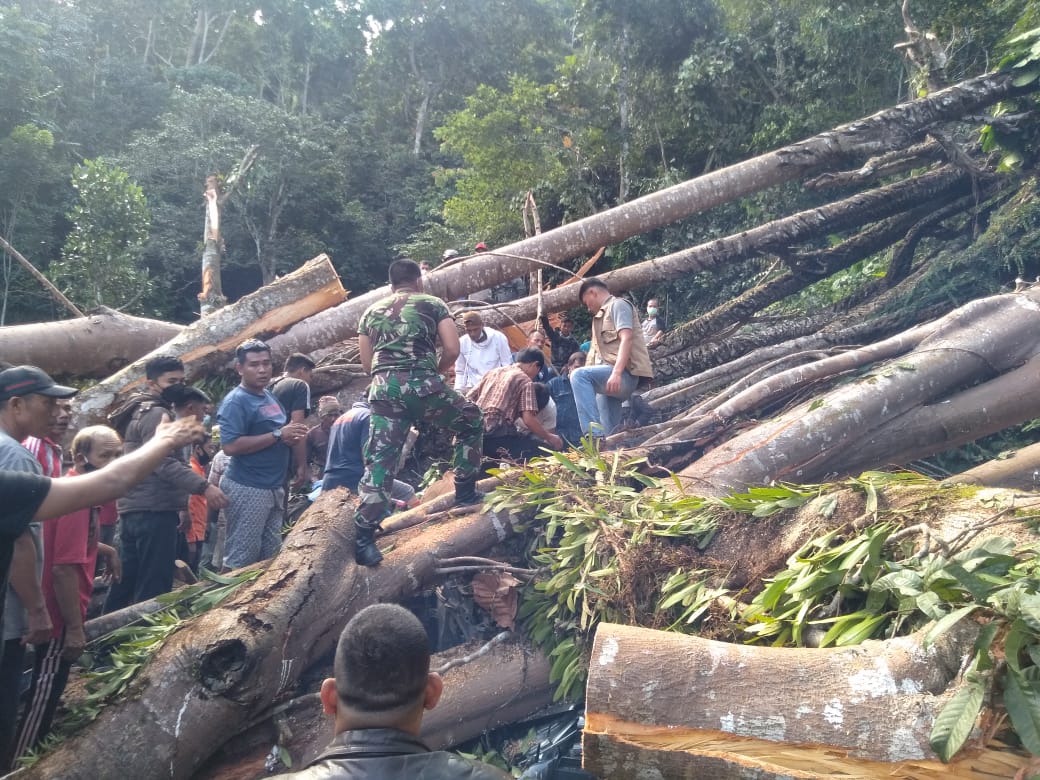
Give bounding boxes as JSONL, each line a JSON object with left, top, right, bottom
{"left": 948, "top": 441, "right": 1040, "bottom": 491}
{"left": 0, "top": 307, "right": 182, "bottom": 379}
{"left": 72, "top": 254, "right": 345, "bottom": 429}
{"left": 583, "top": 623, "right": 1030, "bottom": 779}
{"left": 268, "top": 73, "right": 1028, "bottom": 363}
{"left": 196, "top": 636, "right": 552, "bottom": 779}
{"left": 21, "top": 487, "right": 532, "bottom": 780}
{"left": 679, "top": 290, "right": 1040, "bottom": 495}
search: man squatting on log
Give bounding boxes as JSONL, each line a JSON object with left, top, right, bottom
{"left": 353, "top": 259, "right": 485, "bottom": 567}
{"left": 570, "top": 278, "right": 654, "bottom": 437}
{"left": 278, "top": 603, "right": 510, "bottom": 780}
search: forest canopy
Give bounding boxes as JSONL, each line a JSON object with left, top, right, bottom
{"left": 1, "top": 0, "right": 1035, "bottom": 327}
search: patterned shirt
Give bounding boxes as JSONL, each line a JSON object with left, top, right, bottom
{"left": 468, "top": 364, "right": 538, "bottom": 435}
{"left": 22, "top": 436, "right": 62, "bottom": 477}
{"left": 358, "top": 291, "right": 452, "bottom": 400}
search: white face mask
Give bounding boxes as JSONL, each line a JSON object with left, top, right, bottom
{"left": 647, "top": 307, "right": 658, "bottom": 317}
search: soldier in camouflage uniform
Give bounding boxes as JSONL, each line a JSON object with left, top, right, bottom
{"left": 353, "top": 259, "right": 484, "bottom": 566}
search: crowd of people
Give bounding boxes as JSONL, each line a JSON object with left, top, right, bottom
{"left": 0, "top": 248, "right": 667, "bottom": 775}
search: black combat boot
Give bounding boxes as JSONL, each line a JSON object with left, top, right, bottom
{"left": 453, "top": 476, "right": 486, "bottom": 508}
{"left": 354, "top": 522, "right": 383, "bottom": 567}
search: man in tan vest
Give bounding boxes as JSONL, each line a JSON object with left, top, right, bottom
{"left": 570, "top": 279, "right": 653, "bottom": 437}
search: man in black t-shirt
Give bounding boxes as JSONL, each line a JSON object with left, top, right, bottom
{"left": 269, "top": 352, "right": 314, "bottom": 488}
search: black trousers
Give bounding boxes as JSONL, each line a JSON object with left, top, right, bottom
{"left": 104, "top": 510, "right": 179, "bottom": 613}
{"left": 0, "top": 638, "right": 26, "bottom": 771}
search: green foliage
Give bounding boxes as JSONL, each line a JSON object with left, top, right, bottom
{"left": 491, "top": 440, "right": 719, "bottom": 700}
{"left": 50, "top": 159, "right": 151, "bottom": 311}
{"left": 498, "top": 440, "right": 832, "bottom": 700}
{"left": 512, "top": 461, "right": 1040, "bottom": 760}
{"left": 437, "top": 77, "right": 570, "bottom": 241}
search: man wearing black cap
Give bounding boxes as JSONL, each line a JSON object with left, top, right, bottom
{"left": 0, "top": 366, "right": 77, "bottom": 768}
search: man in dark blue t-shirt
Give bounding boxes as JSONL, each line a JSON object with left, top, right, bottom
{"left": 322, "top": 398, "right": 418, "bottom": 506}
{"left": 218, "top": 340, "right": 308, "bottom": 570}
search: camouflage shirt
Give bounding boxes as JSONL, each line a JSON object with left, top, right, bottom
{"left": 358, "top": 291, "right": 451, "bottom": 399}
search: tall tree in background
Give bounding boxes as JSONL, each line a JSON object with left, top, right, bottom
{"left": 50, "top": 160, "right": 151, "bottom": 311}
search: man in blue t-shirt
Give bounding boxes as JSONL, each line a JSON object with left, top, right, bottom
{"left": 322, "top": 397, "right": 419, "bottom": 507}
{"left": 217, "top": 340, "right": 308, "bottom": 570}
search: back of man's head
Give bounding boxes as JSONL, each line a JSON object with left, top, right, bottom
{"left": 284, "top": 353, "right": 315, "bottom": 374}
{"left": 335, "top": 604, "right": 430, "bottom": 713}
{"left": 388, "top": 259, "right": 422, "bottom": 288}
{"left": 145, "top": 354, "right": 184, "bottom": 381}
{"left": 514, "top": 347, "right": 545, "bottom": 369}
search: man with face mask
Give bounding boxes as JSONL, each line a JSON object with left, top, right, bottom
{"left": 642, "top": 298, "right": 665, "bottom": 347}
{"left": 103, "top": 356, "right": 228, "bottom": 612}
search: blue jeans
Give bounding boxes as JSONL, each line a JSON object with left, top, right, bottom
{"left": 570, "top": 365, "right": 639, "bottom": 437}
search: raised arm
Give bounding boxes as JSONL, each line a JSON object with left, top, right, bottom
{"left": 35, "top": 418, "right": 205, "bottom": 521}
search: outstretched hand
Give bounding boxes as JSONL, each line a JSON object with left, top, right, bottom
{"left": 155, "top": 417, "right": 207, "bottom": 448}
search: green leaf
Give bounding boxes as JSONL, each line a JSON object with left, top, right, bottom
{"left": 834, "top": 612, "right": 888, "bottom": 646}
{"left": 922, "top": 605, "right": 977, "bottom": 649}
{"left": 1012, "top": 68, "right": 1040, "bottom": 86}
{"left": 1003, "top": 619, "right": 1030, "bottom": 674}
{"left": 1004, "top": 670, "right": 1040, "bottom": 756}
{"left": 864, "top": 481, "right": 877, "bottom": 515}
{"left": 1017, "top": 592, "right": 1040, "bottom": 633}
{"left": 929, "top": 675, "right": 985, "bottom": 762}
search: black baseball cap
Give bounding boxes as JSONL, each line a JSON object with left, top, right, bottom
{"left": 0, "top": 366, "right": 78, "bottom": 402}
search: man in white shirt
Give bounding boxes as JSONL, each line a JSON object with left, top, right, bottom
{"left": 454, "top": 312, "right": 512, "bottom": 394}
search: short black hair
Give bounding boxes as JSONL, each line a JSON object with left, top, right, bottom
{"left": 165, "top": 384, "right": 211, "bottom": 408}
{"left": 578, "top": 278, "right": 609, "bottom": 299}
{"left": 568, "top": 351, "right": 587, "bottom": 366}
{"left": 514, "top": 347, "right": 545, "bottom": 368}
{"left": 388, "top": 259, "right": 422, "bottom": 288}
{"left": 335, "top": 604, "right": 429, "bottom": 712}
{"left": 145, "top": 354, "right": 184, "bottom": 381}
{"left": 284, "top": 353, "right": 315, "bottom": 373}
{"left": 532, "top": 382, "right": 550, "bottom": 411}
{"left": 235, "top": 339, "right": 271, "bottom": 365}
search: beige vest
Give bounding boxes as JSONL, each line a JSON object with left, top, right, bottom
{"left": 589, "top": 296, "right": 654, "bottom": 379}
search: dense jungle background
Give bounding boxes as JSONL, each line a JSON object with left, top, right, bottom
{"left": 1, "top": 0, "right": 1034, "bottom": 327}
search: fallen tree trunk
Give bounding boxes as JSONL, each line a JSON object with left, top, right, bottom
{"left": 22, "top": 487, "right": 532, "bottom": 780}
{"left": 269, "top": 73, "right": 1027, "bottom": 362}
{"left": 197, "top": 635, "right": 553, "bottom": 779}
{"left": 431, "top": 166, "right": 968, "bottom": 347}
{"left": 948, "top": 440, "right": 1040, "bottom": 491}
{"left": 583, "top": 623, "right": 1029, "bottom": 779}
{"left": 0, "top": 307, "right": 182, "bottom": 379}
{"left": 678, "top": 290, "right": 1040, "bottom": 494}
{"left": 72, "top": 254, "right": 345, "bottom": 429}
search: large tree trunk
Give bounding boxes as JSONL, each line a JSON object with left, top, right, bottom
{"left": 678, "top": 290, "right": 1040, "bottom": 494}
{"left": 268, "top": 73, "right": 1027, "bottom": 363}
{"left": 583, "top": 622, "right": 1031, "bottom": 779}
{"left": 21, "top": 486, "right": 531, "bottom": 780}
{"left": 197, "top": 636, "right": 553, "bottom": 779}
{"left": 72, "top": 254, "right": 345, "bottom": 429}
{"left": 949, "top": 440, "right": 1040, "bottom": 490}
{"left": 0, "top": 307, "right": 181, "bottom": 378}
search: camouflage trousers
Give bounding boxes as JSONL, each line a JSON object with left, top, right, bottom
{"left": 355, "top": 388, "right": 483, "bottom": 529}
